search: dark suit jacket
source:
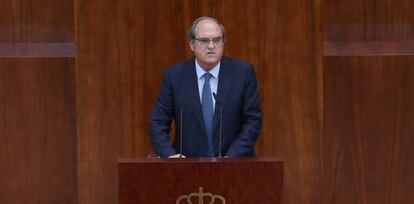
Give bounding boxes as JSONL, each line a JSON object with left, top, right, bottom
{"left": 149, "top": 56, "right": 262, "bottom": 157}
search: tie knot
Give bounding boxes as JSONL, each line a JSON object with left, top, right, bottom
{"left": 203, "top": 73, "right": 213, "bottom": 82}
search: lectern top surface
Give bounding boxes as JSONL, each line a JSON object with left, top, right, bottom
{"left": 118, "top": 157, "right": 283, "bottom": 164}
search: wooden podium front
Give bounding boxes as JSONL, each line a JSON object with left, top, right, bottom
{"left": 119, "top": 157, "right": 283, "bottom": 204}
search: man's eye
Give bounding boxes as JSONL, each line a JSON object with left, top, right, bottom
{"left": 213, "top": 37, "right": 222, "bottom": 43}
{"left": 200, "top": 39, "right": 209, "bottom": 43}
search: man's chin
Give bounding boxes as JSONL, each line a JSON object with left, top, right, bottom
{"left": 196, "top": 57, "right": 221, "bottom": 69}
{"left": 205, "top": 56, "right": 221, "bottom": 63}
{"left": 206, "top": 60, "right": 220, "bottom": 66}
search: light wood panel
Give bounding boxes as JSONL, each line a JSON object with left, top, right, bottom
{"left": 0, "top": 58, "right": 77, "bottom": 204}
{"left": 0, "top": 43, "right": 75, "bottom": 57}
{"left": 324, "top": 41, "right": 414, "bottom": 56}
{"left": 215, "top": 1, "right": 323, "bottom": 204}
{"left": 76, "top": 0, "right": 322, "bottom": 204}
{"left": 75, "top": 1, "right": 187, "bottom": 204}
{"left": 323, "top": 56, "right": 414, "bottom": 204}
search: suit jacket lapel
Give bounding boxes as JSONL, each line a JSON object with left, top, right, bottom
{"left": 185, "top": 58, "right": 209, "bottom": 139}
{"left": 212, "top": 57, "right": 233, "bottom": 134}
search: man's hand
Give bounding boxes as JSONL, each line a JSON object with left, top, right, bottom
{"left": 168, "top": 154, "right": 186, "bottom": 158}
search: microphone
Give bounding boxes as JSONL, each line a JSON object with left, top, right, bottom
{"left": 179, "top": 95, "right": 192, "bottom": 158}
{"left": 212, "top": 93, "right": 223, "bottom": 157}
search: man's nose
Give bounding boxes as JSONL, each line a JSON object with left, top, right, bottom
{"left": 207, "top": 41, "right": 215, "bottom": 49}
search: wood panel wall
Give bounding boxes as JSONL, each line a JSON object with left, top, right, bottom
{"left": 323, "top": 56, "right": 414, "bottom": 204}
{"left": 75, "top": 1, "right": 184, "bottom": 203}
{"left": 0, "top": 59, "right": 77, "bottom": 204}
{"left": 1, "top": 0, "right": 413, "bottom": 204}
{"left": 75, "top": 0, "right": 322, "bottom": 203}
{"left": 323, "top": 0, "right": 414, "bottom": 203}
{"left": 0, "top": 0, "right": 77, "bottom": 203}
{"left": 0, "top": 0, "right": 74, "bottom": 42}
{"left": 324, "top": 0, "right": 414, "bottom": 42}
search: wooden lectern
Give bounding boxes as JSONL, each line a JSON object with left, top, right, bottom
{"left": 119, "top": 157, "right": 283, "bottom": 204}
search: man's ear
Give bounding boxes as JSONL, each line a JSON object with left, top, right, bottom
{"left": 189, "top": 41, "right": 195, "bottom": 51}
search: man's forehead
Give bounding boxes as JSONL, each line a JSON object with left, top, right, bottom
{"left": 196, "top": 19, "right": 220, "bottom": 30}
{"left": 195, "top": 21, "right": 221, "bottom": 36}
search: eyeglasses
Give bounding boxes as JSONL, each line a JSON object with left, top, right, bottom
{"left": 194, "top": 36, "right": 224, "bottom": 46}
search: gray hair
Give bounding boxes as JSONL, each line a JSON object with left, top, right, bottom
{"left": 188, "top": 16, "right": 226, "bottom": 44}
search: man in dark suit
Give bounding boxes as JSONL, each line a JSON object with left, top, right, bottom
{"left": 149, "top": 16, "right": 262, "bottom": 158}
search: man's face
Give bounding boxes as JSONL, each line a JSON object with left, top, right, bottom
{"left": 190, "top": 19, "right": 224, "bottom": 71}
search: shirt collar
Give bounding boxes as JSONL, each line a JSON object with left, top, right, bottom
{"left": 195, "top": 59, "right": 220, "bottom": 80}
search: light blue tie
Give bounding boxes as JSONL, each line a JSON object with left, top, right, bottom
{"left": 202, "top": 73, "right": 214, "bottom": 156}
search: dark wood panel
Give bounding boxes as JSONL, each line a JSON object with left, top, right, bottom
{"left": 76, "top": 0, "right": 322, "bottom": 204}
{"left": 0, "top": 58, "right": 77, "bottom": 204}
{"left": 0, "top": 0, "right": 74, "bottom": 42}
{"left": 324, "top": 0, "right": 414, "bottom": 42}
{"left": 323, "top": 56, "right": 414, "bottom": 204}
{"left": 119, "top": 158, "right": 283, "bottom": 204}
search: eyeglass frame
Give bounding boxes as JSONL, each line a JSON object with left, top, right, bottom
{"left": 193, "top": 36, "right": 225, "bottom": 46}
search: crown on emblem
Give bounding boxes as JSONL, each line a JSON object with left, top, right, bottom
{"left": 176, "top": 187, "right": 226, "bottom": 204}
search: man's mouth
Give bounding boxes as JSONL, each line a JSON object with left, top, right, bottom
{"left": 207, "top": 52, "right": 215, "bottom": 55}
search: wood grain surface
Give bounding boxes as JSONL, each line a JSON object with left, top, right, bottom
{"left": 75, "top": 0, "right": 322, "bottom": 203}
{"left": 0, "top": 0, "right": 74, "bottom": 42}
{"left": 0, "top": 58, "right": 77, "bottom": 204}
{"left": 1, "top": 0, "right": 413, "bottom": 203}
{"left": 324, "top": 0, "right": 414, "bottom": 42}
{"left": 119, "top": 158, "right": 283, "bottom": 204}
{"left": 323, "top": 56, "right": 414, "bottom": 204}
